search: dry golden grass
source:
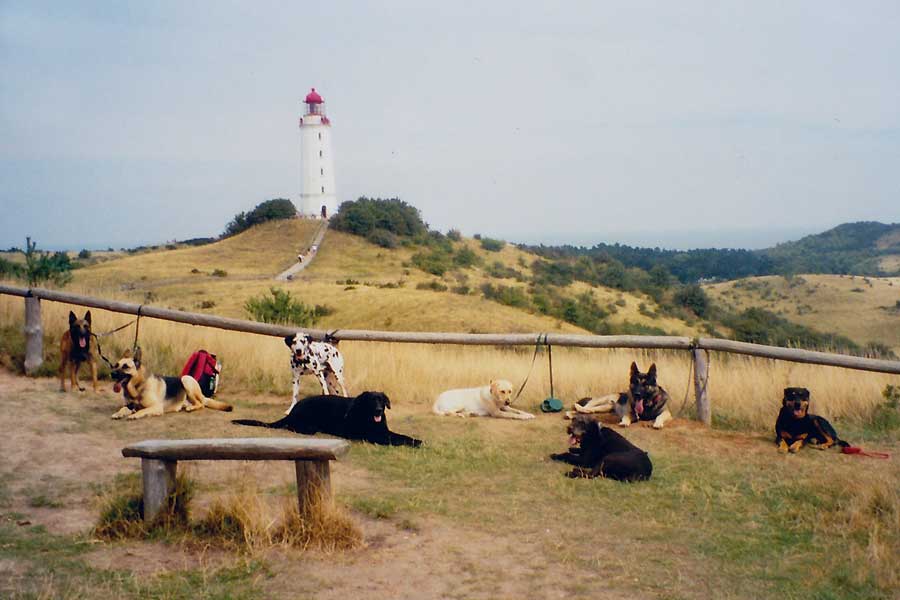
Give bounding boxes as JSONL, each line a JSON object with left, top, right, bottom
{"left": 75, "top": 219, "right": 322, "bottom": 285}
{"left": 706, "top": 274, "right": 900, "bottom": 353}
{"left": 197, "top": 480, "right": 362, "bottom": 553}
{"left": 63, "top": 221, "right": 700, "bottom": 336}
{"left": 3, "top": 291, "right": 895, "bottom": 430}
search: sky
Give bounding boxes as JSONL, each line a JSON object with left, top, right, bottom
{"left": 2, "top": 1, "right": 899, "bottom": 250}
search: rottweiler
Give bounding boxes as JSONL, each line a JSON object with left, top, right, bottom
{"left": 775, "top": 387, "right": 848, "bottom": 453}
{"left": 59, "top": 310, "right": 101, "bottom": 393}
{"left": 550, "top": 414, "right": 652, "bottom": 481}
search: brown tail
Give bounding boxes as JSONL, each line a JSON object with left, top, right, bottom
{"left": 202, "top": 397, "right": 234, "bottom": 412}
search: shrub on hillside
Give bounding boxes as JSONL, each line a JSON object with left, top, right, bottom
{"left": 78, "top": 249, "right": 92, "bottom": 259}
{"left": 673, "top": 284, "right": 711, "bottom": 318}
{"left": 721, "top": 307, "right": 861, "bottom": 353}
{"left": 331, "top": 197, "right": 427, "bottom": 239}
{"left": 9, "top": 237, "right": 74, "bottom": 287}
{"left": 479, "top": 237, "right": 505, "bottom": 252}
{"left": 245, "top": 288, "right": 332, "bottom": 327}
{"left": 411, "top": 248, "right": 454, "bottom": 276}
{"left": 366, "top": 228, "right": 400, "bottom": 249}
{"left": 452, "top": 247, "right": 481, "bottom": 268}
{"left": 224, "top": 198, "right": 297, "bottom": 237}
{"left": 480, "top": 283, "right": 530, "bottom": 309}
{"left": 447, "top": 229, "right": 462, "bottom": 242}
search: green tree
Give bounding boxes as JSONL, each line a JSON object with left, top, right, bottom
{"left": 224, "top": 199, "right": 297, "bottom": 237}
{"left": 330, "top": 197, "right": 427, "bottom": 239}
{"left": 672, "top": 284, "right": 710, "bottom": 317}
{"left": 21, "top": 237, "right": 73, "bottom": 287}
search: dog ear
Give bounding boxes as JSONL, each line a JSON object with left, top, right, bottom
{"left": 630, "top": 362, "right": 639, "bottom": 377}
{"left": 382, "top": 394, "right": 391, "bottom": 410}
{"left": 84, "top": 311, "right": 92, "bottom": 325}
{"left": 69, "top": 311, "right": 77, "bottom": 325}
{"left": 284, "top": 335, "right": 295, "bottom": 348}
{"left": 133, "top": 347, "right": 142, "bottom": 366}
{"left": 122, "top": 348, "right": 132, "bottom": 358}
{"left": 647, "top": 363, "right": 657, "bottom": 379}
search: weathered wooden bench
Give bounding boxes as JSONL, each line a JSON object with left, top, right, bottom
{"left": 121, "top": 437, "right": 350, "bottom": 521}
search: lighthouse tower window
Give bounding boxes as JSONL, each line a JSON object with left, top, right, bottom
{"left": 320, "top": 168, "right": 324, "bottom": 175}
{"left": 318, "top": 132, "right": 322, "bottom": 140}
{"left": 319, "top": 150, "right": 323, "bottom": 157}
{"left": 321, "top": 186, "right": 325, "bottom": 193}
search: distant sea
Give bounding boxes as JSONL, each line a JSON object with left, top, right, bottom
{"left": 501, "top": 227, "right": 820, "bottom": 251}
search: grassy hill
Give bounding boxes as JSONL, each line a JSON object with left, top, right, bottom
{"left": 705, "top": 273, "right": 900, "bottom": 353}
{"left": 66, "top": 219, "right": 702, "bottom": 336}
{"left": 763, "top": 221, "right": 900, "bottom": 275}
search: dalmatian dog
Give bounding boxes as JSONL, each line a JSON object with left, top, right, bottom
{"left": 284, "top": 333, "right": 348, "bottom": 414}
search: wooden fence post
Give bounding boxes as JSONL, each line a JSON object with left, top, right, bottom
{"left": 693, "top": 349, "right": 711, "bottom": 426}
{"left": 24, "top": 296, "right": 43, "bottom": 375}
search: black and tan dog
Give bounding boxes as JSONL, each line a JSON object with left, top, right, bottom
{"left": 550, "top": 414, "right": 652, "bottom": 481}
{"left": 110, "top": 348, "right": 233, "bottom": 420}
{"left": 59, "top": 310, "right": 101, "bottom": 393}
{"left": 775, "top": 387, "right": 847, "bottom": 453}
{"left": 571, "top": 362, "right": 672, "bottom": 429}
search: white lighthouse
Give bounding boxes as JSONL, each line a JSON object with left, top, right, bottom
{"left": 298, "top": 88, "right": 337, "bottom": 219}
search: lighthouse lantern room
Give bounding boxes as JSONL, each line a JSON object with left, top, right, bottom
{"left": 298, "top": 88, "right": 337, "bottom": 219}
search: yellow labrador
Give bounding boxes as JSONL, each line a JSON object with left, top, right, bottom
{"left": 432, "top": 380, "right": 534, "bottom": 420}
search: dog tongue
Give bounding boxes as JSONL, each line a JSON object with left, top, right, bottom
{"left": 374, "top": 415, "right": 382, "bottom": 423}
{"left": 634, "top": 399, "right": 644, "bottom": 416}
{"left": 113, "top": 382, "right": 122, "bottom": 394}
{"left": 568, "top": 435, "right": 578, "bottom": 446}
{"left": 79, "top": 338, "right": 86, "bottom": 348}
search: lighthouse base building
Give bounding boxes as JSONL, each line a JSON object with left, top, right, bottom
{"left": 298, "top": 88, "right": 338, "bottom": 219}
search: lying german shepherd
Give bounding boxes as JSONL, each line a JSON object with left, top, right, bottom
{"left": 59, "top": 310, "right": 101, "bottom": 393}
{"left": 550, "top": 414, "right": 652, "bottom": 481}
{"left": 110, "top": 348, "right": 233, "bottom": 420}
{"left": 571, "top": 362, "right": 672, "bottom": 429}
{"left": 775, "top": 387, "right": 848, "bottom": 453}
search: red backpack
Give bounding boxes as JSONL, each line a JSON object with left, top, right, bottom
{"left": 180, "top": 350, "right": 221, "bottom": 397}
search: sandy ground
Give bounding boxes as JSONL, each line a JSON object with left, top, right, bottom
{"left": 0, "top": 369, "right": 664, "bottom": 599}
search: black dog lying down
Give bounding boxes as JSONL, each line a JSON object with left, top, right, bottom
{"left": 775, "top": 387, "right": 848, "bottom": 453}
{"left": 233, "top": 391, "right": 422, "bottom": 447}
{"left": 550, "top": 414, "right": 652, "bottom": 481}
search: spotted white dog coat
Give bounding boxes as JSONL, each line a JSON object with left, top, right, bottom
{"left": 284, "top": 333, "right": 348, "bottom": 413}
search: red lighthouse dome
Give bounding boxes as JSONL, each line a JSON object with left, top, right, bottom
{"left": 305, "top": 88, "right": 323, "bottom": 104}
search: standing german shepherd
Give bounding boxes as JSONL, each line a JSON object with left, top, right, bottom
{"left": 110, "top": 348, "right": 233, "bottom": 420}
{"left": 59, "top": 310, "right": 101, "bottom": 393}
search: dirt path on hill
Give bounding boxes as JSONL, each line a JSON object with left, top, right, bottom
{"left": 275, "top": 220, "right": 328, "bottom": 281}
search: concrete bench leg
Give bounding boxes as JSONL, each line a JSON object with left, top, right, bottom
{"left": 142, "top": 458, "right": 177, "bottom": 522}
{"left": 294, "top": 460, "right": 331, "bottom": 515}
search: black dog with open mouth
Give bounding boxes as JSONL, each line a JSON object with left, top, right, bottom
{"left": 775, "top": 387, "right": 847, "bottom": 453}
{"left": 233, "top": 391, "right": 422, "bottom": 447}
{"left": 550, "top": 414, "right": 652, "bottom": 481}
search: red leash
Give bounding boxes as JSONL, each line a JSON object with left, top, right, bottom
{"left": 841, "top": 446, "right": 891, "bottom": 459}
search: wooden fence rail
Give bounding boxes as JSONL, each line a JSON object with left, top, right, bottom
{"left": 3, "top": 284, "right": 900, "bottom": 426}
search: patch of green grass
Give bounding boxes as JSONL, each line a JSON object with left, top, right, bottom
{"left": 0, "top": 518, "right": 268, "bottom": 599}
{"left": 339, "top": 421, "right": 898, "bottom": 598}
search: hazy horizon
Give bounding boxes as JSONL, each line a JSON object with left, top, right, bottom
{"left": 3, "top": 2, "right": 899, "bottom": 250}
